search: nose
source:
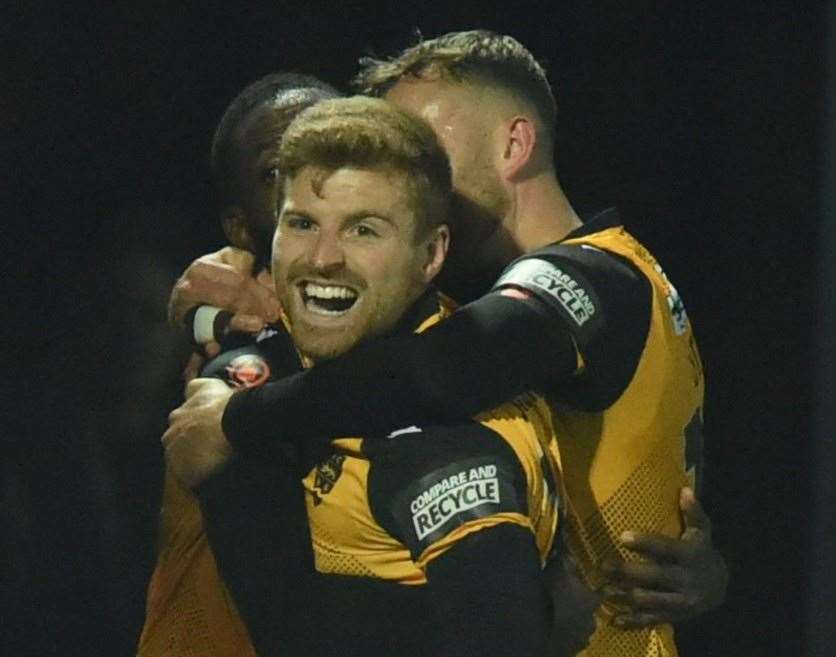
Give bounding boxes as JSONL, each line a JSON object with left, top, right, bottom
{"left": 309, "top": 230, "right": 345, "bottom": 273}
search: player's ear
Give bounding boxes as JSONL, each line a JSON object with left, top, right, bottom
{"left": 500, "top": 116, "right": 537, "bottom": 181}
{"left": 221, "top": 207, "right": 257, "bottom": 252}
{"left": 421, "top": 223, "right": 450, "bottom": 283}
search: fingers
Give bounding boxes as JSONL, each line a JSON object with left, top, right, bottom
{"left": 168, "top": 247, "right": 280, "bottom": 326}
{"left": 161, "top": 422, "right": 178, "bottom": 448}
{"left": 256, "top": 268, "right": 276, "bottom": 293}
{"left": 168, "top": 263, "right": 244, "bottom": 324}
{"left": 228, "top": 313, "right": 266, "bottom": 334}
{"left": 242, "top": 276, "right": 281, "bottom": 322}
{"left": 182, "top": 352, "right": 205, "bottom": 382}
{"left": 611, "top": 611, "right": 667, "bottom": 629}
{"left": 216, "top": 245, "right": 256, "bottom": 271}
{"left": 602, "top": 559, "right": 687, "bottom": 592}
{"left": 204, "top": 341, "right": 221, "bottom": 358}
{"left": 605, "top": 586, "right": 699, "bottom": 628}
{"left": 603, "top": 585, "right": 690, "bottom": 611}
{"left": 618, "top": 531, "right": 684, "bottom": 563}
{"left": 680, "top": 487, "right": 712, "bottom": 536}
{"left": 184, "top": 377, "right": 219, "bottom": 400}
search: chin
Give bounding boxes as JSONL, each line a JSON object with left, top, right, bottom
{"left": 296, "top": 335, "right": 359, "bottom": 363}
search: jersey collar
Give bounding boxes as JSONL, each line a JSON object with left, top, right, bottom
{"left": 561, "top": 207, "right": 622, "bottom": 242}
{"left": 388, "top": 286, "right": 443, "bottom": 337}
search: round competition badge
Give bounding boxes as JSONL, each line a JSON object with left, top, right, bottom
{"left": 225, "top": 354, "right": 271, "bottom": 388}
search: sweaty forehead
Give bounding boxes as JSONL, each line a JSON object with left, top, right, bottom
{"left": 386, "top": 77, "right": 497, "bottom": 130}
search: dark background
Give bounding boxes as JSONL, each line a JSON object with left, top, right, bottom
{"left": 5, "top": 2, "right": 831, "bottom": 655}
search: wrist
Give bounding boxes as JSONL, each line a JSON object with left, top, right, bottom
{"left": 221, "top": 386, "right": 250, "bottom": 450}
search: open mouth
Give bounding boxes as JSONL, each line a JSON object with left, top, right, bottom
{"left": 300, "top": 282, "right": 359, "bottom": 316}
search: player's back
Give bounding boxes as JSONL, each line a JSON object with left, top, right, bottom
{"left": 137, "top": 470, "right": 256, "bottom": 657}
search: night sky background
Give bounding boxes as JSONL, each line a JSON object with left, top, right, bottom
{"left": 6, "top": 2, "right": 833, "bottom": 656}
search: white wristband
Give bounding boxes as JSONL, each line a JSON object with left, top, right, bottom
{"left": 193, "top": 305, "right": 223, "bottom": 344}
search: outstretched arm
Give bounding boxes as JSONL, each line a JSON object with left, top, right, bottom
{"left": 224, "top": 291, "right": 577, "bottom": 454}
{"left": 222, "top": 243, "right": 650, "bottom": 455}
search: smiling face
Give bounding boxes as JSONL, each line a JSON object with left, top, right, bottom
{"left": 273, "top": 164, "right": 447, "bottom": 362}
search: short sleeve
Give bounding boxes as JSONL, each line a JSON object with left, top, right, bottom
{"left": 366, "top": 422, "right": 531, "bottom": 564}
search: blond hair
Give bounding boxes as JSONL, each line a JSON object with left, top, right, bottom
{"left": 355, "top": 30, "right": 556, "bottom": 142}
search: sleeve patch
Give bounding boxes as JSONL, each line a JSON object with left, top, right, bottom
{"left": 491, "top": 254, "right": 610, "bottom": 353}
{"left": 390, "top": 456, "right": 524, "bottom": 558}
{"left": 494, "top": 258, "right": 598, "bottom": 328}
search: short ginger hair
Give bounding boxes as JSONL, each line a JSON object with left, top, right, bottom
{"left": 278, "top": 95, "right": 452, "bottom": 238}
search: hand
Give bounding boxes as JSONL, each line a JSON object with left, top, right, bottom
{"left": 167, "top": 246, "right": 281, "bottom": 334}
{"left": 182, "top": 352, "right": 206, "bottom": 382}
{"left": 163, "top": 378, "right": 237, "bottom": 489}
{"left": 546, "top": 552, "right": 601, "bottom": 657}
{"left": 601, "top": 488, "right": 728, "bottom": 628}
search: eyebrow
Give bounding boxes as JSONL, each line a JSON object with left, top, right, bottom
{"left": 342, "top": 211, "right": 397, "bottom": 228}
{"left": 279, "top": 205, "right": 308, "bottom": 219}
{"left": 279, "top": 207, "right": 400, "bottom": 231}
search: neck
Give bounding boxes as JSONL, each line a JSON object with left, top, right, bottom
{"left": 504, "top": 169, "right": 582, "bottom": 253}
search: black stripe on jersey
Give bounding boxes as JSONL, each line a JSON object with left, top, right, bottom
{"left": 365, "top": 422, "right": 528, "bottom": 561}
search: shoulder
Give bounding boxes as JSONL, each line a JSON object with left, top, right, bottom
{"left": 365, "top": 422, "right": 529, "bottom": 560}
{"left": 496, "top": 240, "right": 650, "bottom": 331}
{"left": 493, "top": 236, "right": 654, "bottom": 408}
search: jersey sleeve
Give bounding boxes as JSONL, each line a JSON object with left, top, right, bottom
{"left": 492, "top": 243, "right": 652, "bottom": 409}
{"left": 424, "top": 523, "right": 550, "bottom": 657}
{"left": 365, "top": 422, "right": 532, "bottom": 568}
{"left": 193, "top": 328, "right": 311, "bottom": 653}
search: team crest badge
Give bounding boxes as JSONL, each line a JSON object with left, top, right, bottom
{"left": 311, "top": 454, "right": 346, "bottom": 506}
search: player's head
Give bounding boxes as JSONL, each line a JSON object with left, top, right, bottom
{"left": 211, "top": 73, "right": 341, "bottom": 268}
{"left": 272, "top": 95, "right": 451, "bottom": 362}
{"left": 356, "top": 31, "right": 556, "bottom": 272}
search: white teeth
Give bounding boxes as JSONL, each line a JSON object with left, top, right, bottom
{"left": 304, "top": 299, "right": 349, "bottom": 316}
{"left": 303, "top": 283, "right": 357, "bottom": 300}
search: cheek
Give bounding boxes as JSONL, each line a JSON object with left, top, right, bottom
{"left": 272, "top": 235, "right": 304, "bottom": 280}
{"left": 375, "top": 254, "right": 425, "bottom": 299}
{"left": 255, "top": 190, "right": 280, "bottom": 228}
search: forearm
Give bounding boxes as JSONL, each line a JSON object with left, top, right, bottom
{"left": 195, "top": 459, "right": 313, "bottom": 655}
{"left": 424, "top": 523, "right": 550, "bottom": 657}
{"left": 224, "top": 293, "right": 576, "bottom": 454}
